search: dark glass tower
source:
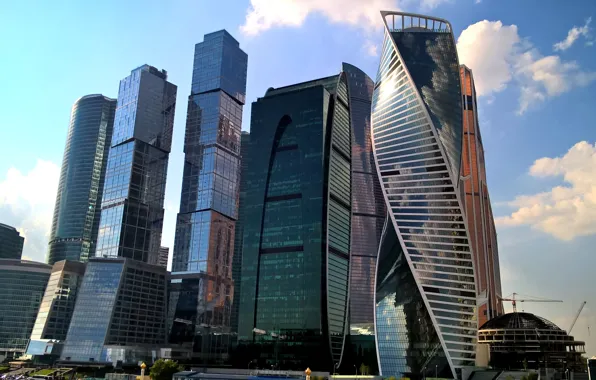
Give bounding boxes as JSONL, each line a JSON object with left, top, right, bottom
{"left": 95, "top": 65, "right": 177, "bottom": 265}
{"left": 47, "top": 95, "right": 116, "bottom": 264}
{"left": 236, "top": 73, "right": 352, "bottom": 371}
{"left": 372, "top": 12, "right": 478, "bottom": 379}
{"left": 0, "top": 223, "right": 24, "bottom": 259}
{"left": 168, "top": 30, "right": 247, "bottom": 364}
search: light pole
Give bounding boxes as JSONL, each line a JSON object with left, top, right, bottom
{"left": 435, "top": 365, "right": 437, "bottom": 379}
{"left": 354, "top": 365, "right": 357, "bottom": 375}
{"left": 423, "top": 367, "right": 426, "bottom": 380}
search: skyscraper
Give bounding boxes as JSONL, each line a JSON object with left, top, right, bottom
{"left": 342, "top": 63, "right": 386, "bottom": 373}
{"left": 47, "top": 95, "right": 116, "bottom": 264}
{"left": 372, "top": 12, "right": 478, "bottom": 379}
{"left": 95, "top": 65, "right": 177, "bottom": 265}
{"left": 168, "top": 30, "right": 247, "bottom": 363}
{"left": 236, "top": 72, "right": 353, "bottom": 371}
{"left": 459, "top": 65, "right": 503, "bottom": 325}
{"left": 0, "top": 223, "right": 24, "bottom": 259}
{"left": 158, "top": 246, "right": 169, "bottom": 269}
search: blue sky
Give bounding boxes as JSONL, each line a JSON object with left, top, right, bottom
{"left": 1, "top": 0, "right": 595, "bottom": 355}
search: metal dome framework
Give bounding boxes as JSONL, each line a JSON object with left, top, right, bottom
{"left": 478, "top": 312, "right": 586, "bottom": 371}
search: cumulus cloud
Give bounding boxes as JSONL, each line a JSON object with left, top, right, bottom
{"left": 457, "top": 20, "right": 596, "bottom": 114}
{"left": 496, "top": 141, "right": 596, "bottom": 241}
{"left": 0, "top": 160, "right": 60, "bottom": 262}
{"left": 553, "top": 17, "right": 593, "bottom": 51}
{"left": 363, "top": 39, "right": 379, "bottom": 57}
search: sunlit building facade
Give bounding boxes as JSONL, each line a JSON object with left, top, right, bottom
{"left": 47, "top": 95, "right": 116, "bottom": 265}
{"left": 372, "top": 12, "right": 478, "bottom": 379}
{"left": 168, "top": 30, "right": 247, "bottom": 364}
{"left": 95, "top": 65, "right": 177, "bottom": 265}
{"left": 459, "top": 65, "right": 503, "bottom": 326}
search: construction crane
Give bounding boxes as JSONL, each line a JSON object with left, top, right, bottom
{"left": 498, "top": 293, "right": 563, "bottom": 313}
{"left": 568, "top": 301, "right": 587, "bottom": 334}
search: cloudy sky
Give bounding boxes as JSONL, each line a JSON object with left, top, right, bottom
{"left": 1, "top": 0, "right": 595, "bottom": 355}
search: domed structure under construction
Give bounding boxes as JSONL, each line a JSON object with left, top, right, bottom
{"left": 478, "top": 312, "right": 585, "bottom": 371}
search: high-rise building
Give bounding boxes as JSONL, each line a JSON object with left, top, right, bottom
{"left": 459, "top": 65, "right": 503, "bottom": 326}
{"left": 230, "top": 131, "right": 250, "bottom": 337}
{"left": 158, "top": 246, "right": 169, "bottom": 269}
{"left": 60, "top": 257, "right": 168, "bottom": 364}
{"left": 0, "top": 259, "right": 51, "bottom": 360}
{"left": 0, "top": 223, "right": 24, "bottom": 259}
{"left": 168, "top": 30, "right": 247, "bottom": 364}
{"left": 372, "top": 12, "right": 478, "bottom": 379}
{"left": 27, "top": 260, "right": 86, "bottom": 361}
{"left": 47, "top": 95, "right": 116, "bottom": 264}
{"left": 236, "top": 71, "right": 353, "bottom": 371}
{"left": 341, "top": 63, "right": 386, "bottom": 374}
{"left": 95, "top": 65, "right": 177, "bottom": 265}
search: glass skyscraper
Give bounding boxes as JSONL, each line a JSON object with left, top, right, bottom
{"left": 47, "top": 95, "right": 116, "bottom": 265}
{"left": 60, "top": 258, "right": 168, "bottom": 364}
{"left": 95, "top": 65, "right": 177, "bottom": 265}
{"left": 0, "top": 259, "right": 51, "bottom": 360}
{"left": 168, "top": 30, "right": 247, "bottom": 364}
{"left": 372, "top": 12, "right": 478, "bottom": 379}
{"left": 236, "top": 72, "right": 353, "bottom": 371}
{"left": 459, "top": 65, "right": 502, "bottom": 326}
{"left": 0, "top": 223, "right": 24, "bottom": 259}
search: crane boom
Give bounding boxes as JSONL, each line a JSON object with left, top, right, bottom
{"left": 568, "top": 301, "right": 587, "bottom": 334}
{"left": 498, "top": 293, "right": 563, "bottom": 313}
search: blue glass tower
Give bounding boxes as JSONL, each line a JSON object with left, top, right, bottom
{"left": 47, "top": 95, "right": 116, "bottom": 264}
{"left": 95, "top": 65, "right": 177, "bottom": 265}
{"left": 372, "top": 12, "right": 478, "bottom": 379}
{"left": 168, "top": 30, "right": 247, "bottom": 363}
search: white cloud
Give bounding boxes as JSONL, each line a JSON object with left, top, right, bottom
{"left": 240, "top": 0, "right": 398, "bottom": 36}
{"left": 0, "top": 160, "right": 60, "bottom": 262}
{"left": 457, "top": 20, "right": 596, "bottom": 113}
{"left": 496, "top": 141, "right": 596, "bottom": 241}
{"left": 553, "top": 17, "right": 593, "bottom": 51}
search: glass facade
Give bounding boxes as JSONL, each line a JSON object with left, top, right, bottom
{"left": 168, "top": 30, "right": 247, "bottom": 364}
{"left": 372, "top": 12, "right": 478, "bottom": 379}
{"left": 0, "top": 223, "right": 24, "bottom": 259}
{"left": 61, "top": 258, "right": 168, "bottom": 363}
{"left": 158, "top": 246, "right": 169, "bottom": 269}
{"left": 235, "top": 74, "right": 351, "bottom": 371}
{"left": 0, "top": 259, "right": 51, "bottom": 359}
{"left": 47, "top": 95, "right": 116, "bottom": 265}
{"left": 29, "top": 260, "right": 86, "bottom": 342}
{"left": 459, "top": 66, "right": 503, "bottom": 326}
{"left": 342, "top": 63, "right": 386, "bottom": 342}
{"left": 95, "top": 65, "right": 177, "bottom": 265}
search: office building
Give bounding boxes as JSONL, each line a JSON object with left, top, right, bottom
{"left": 236, "top": 71, "right": 354, "bottom": 371}
{"left": 459, "top": 65, "right": 503, "bottom": 326}
{"left": 0, "top": 259, "right": 51, "bottom": 360}
{"left": 158, "top": 246, "right": 169, "bottom": 269}
{"left": 60, "top": 257, "right": 168, "bottom": 364}
{"left": 95, "top": 65, "right": 177, "bottom": 265}
{"left": 230, "top": 131, "right": 250, "bottom": 337}
{"left": 341, "top": 63, "right": 386, "bottom": 374}
{"left": 372, "top": 12, "right": 478, "bottom": 379}
{"left": 47, "top": 95, "right": 117, "bottom": 264}
{"left": 27, "top": 260, "right": 86, "bottom": 361}
{"left": 168, "top": 30, "right": 247, "bottom": 364}
{"left": 0, "top": 223, "right": 24, "bottom": 259}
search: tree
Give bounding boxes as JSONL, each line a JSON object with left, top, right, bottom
{"left": 149, "top": 359, "right": 184, "bottom": 380}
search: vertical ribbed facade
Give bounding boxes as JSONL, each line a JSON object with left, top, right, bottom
{"left": 372, "top": 12, "right": 478, "bottom": 379}
{"left": 47, "top": 95, "right": 116, "bottom": 264}
{"left": 95, "top": 65, "right": 177, "bottom": 265}
{"left": 459, "top": 65, "right": 503, "bottom": 326}
{"left": 168, "top": 30, "right": 247, "bottom": 364}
